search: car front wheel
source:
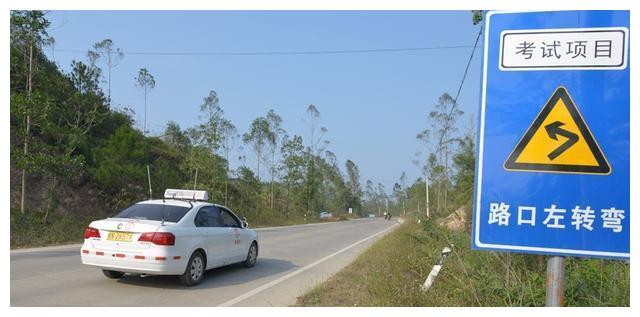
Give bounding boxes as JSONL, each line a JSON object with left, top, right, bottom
{"left": 180, "top": 251, "right": 205, "bottom": 286}
{"left": 243, "top": 242, "right": 258, "bottom": 268}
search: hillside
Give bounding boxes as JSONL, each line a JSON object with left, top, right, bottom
{"left": 10, "top": 11, "right": 367, "bottom": 248}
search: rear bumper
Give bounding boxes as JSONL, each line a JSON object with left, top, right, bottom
{"left": 80, "top": 242, "right": 187, "bottom": 275}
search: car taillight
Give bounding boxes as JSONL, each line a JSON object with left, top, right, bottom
{"left": 138, "top": 232, "right": 175, "bottom": 246}
{"left": 83, "top": 227, "right": 101, "bottom": 239}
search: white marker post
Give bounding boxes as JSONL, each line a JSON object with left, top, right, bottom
{"left": 146, "top": 165, "right": 152, "bottom": 199}
{"left": 421, "top": 246, "right": 452, "bottom": 291}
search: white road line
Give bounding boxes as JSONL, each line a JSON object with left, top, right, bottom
{"left": 217, "top": 222, "right": 400, "bottom": 307}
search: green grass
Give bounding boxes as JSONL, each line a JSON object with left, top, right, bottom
{"left": 295, "top": 219, "right": 629, "bottom": 307}
{"left": 10, "top": 208, "right": 107, "bottom": 249}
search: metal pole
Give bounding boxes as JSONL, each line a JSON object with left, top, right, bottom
{"left": 545, "top": 256, "right": 565, "bottom": 307}
{"left": 385, "top": 198, "right": 389, "bottom": 215}
{"left": 143, "top": 86, "right": 147, "bottom": 136}
{"left": 426, "top": 177, "right": 430, "bottom": 218}
{"left": 146, "top": 165, "right": 152, "bottom": 199}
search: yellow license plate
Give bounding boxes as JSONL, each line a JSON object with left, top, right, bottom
{"left": 107, "top": 231, "right": 133, "bottom": 242}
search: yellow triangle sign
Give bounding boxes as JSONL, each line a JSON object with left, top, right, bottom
{"left": 504, "top": 86, "right": 610, "bottom": 175}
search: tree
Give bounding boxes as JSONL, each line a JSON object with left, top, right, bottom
{"left": 392, "top": 182, "right": 402, "bottom": 205}
{"left": 64, "top": 60, "right": 109, "bottom": 157}
{"left": 345, "top": 159, "right": 362, "bottom": 214}
{"left": 163, "top": 121, "right": 190, "bottom": 152}
{"left": 418, "top": 92, "right": 463, "bottom": 215}
{"left": 243, "top": 117, "right": 272, "bottom": 212}
{"left": 134, "top": 68, "right": 155, "bottom": 135}
{"left": 198, "top": 90, "right": 224, "bottom": 151}
{"left": 280, "top": 134, "right": 305, "bottom": 215}
{"left": 365, "top": 179, "right": 375, "bottom": 213}
{"left": 10, "top": 10, "right": 53, "bottom": 214}
{"left": 377, "top": 183, "right": 387, "bottom": 216}
{"left": 88, "top": 39, "right": 124, "bottom": 102}
{"left": 303, "top": 104, "right": 327, "bottom": 215}
{"left": 472, "top": 10, "right": 483, "bottom": 25}
{"left": 398, "top": 172, "right": 408, "bottom": 215}
{"left": 219, "top": 118, "right": 238, "bottom": 205}
{"left": 266, "top": 109, "right": 285, "bottom": 209}
{"left": 452, "top": 135, "right": 475, "bottom": 206}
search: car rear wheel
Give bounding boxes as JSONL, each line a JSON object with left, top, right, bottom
{"left": 180, "top": 251, "right": 205, "bottom": 286}
{"left": 243, "top": 242, "right": 258, "bottom": 268}
{"left": 102, "top": 270, "right": 125, "bottom": 279}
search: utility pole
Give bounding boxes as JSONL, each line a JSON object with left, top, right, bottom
{"left": 143, "top": 84, "right": 149, "bottom": 135}
{"left": 385, "top": 198, "right": 389, "bottom": 215}
{"left": 426, "top": 176, "right": 430, "bottom": 218}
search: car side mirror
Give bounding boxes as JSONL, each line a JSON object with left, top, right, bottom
{"left": 241, "top": 217, "right": 248, "bottom": 229}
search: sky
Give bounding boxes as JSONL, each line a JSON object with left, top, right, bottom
{"left": 43, "top": 10, "right": 483, "bottom": 193}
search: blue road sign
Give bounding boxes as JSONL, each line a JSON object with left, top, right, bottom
{"left": 472, "top": 11, "right": 629, "bottom": 259}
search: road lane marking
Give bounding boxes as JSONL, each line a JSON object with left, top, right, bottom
{"left": 217, "top": 221, "right": 400, "bottom": 307}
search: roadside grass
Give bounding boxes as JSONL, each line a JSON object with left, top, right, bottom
{"left": 295, "top": 219, "right": 629, "bottom": 307}
{"left": 10, "top": 208, "right": 109, "bottom": 249}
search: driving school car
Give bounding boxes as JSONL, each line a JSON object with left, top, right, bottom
{"left": 80, "top": 189, "right": 258, "bottom": 286}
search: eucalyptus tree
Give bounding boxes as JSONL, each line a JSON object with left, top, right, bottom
{"left": 345, "top": 159, "right": 362, "bottom": 212}
{"left": 266, "top": 109, "right": 285, "bottom": 208}
{"left": 134, "top": 68, "right": 155, "bottom": 135}
{"left": 10, "top": 10, "right": 53, "bottom": 214}
{"left": 302, "top": 104, "right": 327, "bottom": 214}
{"left": 417, "top": 92, "right": 463, "bottom": 215}
{"left": 198, "top": 90, "right": 224, "bottom": 150}
{"left": 280, "top": 134, "right": 305, "bottom": 214}
{"left": 398, "top": 172, "right": 408, "bottom": 215}
{"left": 377, "top": 182, "right": 387, "bottom": 216}
{"left": 429, "top": 92, "right": 463, "bottom": 214}
{"left": 88, "top": 39, "right": 124, "bottom": 102}
{"left": 243, "top": 117, "right": 272, "bottom": 211}
{"left": 219, "top": 118, "right": 238, "bottom": 205}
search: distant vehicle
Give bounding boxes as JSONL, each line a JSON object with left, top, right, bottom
{"left": 80, "top": 189, "right": 258, "bottom": 286}
{"left": 319, "top": 211, "right": 332, "bottom": 219}
{"left": 368, "top": 214, "right": 376, "bottom": 218}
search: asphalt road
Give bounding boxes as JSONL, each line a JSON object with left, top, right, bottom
{"left": 11, "top": 217, "right": 399, "bottom": 306}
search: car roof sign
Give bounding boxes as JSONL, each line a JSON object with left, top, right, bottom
{"left": 164, "top": 189, "right": 209, "bottom": 201}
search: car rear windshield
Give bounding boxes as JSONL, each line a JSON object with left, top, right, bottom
{"left": 111, "top": 203, "right": 191, "bottom": 223}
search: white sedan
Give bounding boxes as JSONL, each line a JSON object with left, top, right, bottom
{"left": 80, "top": 189, "right": 259, "bottom": 286}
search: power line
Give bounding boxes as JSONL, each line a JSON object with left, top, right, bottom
{"left": 435, "top": 24, "right": 483, "bottom": 150}
{"left": 51, "top": 44, "right": 476, "bottom": 57}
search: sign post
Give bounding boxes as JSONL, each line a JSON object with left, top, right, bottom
{"left": 545, "top": 256, "right": 565, "bottom": 306}
{"left": 472, "top": 10, "right": 630, "bottom": 306}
